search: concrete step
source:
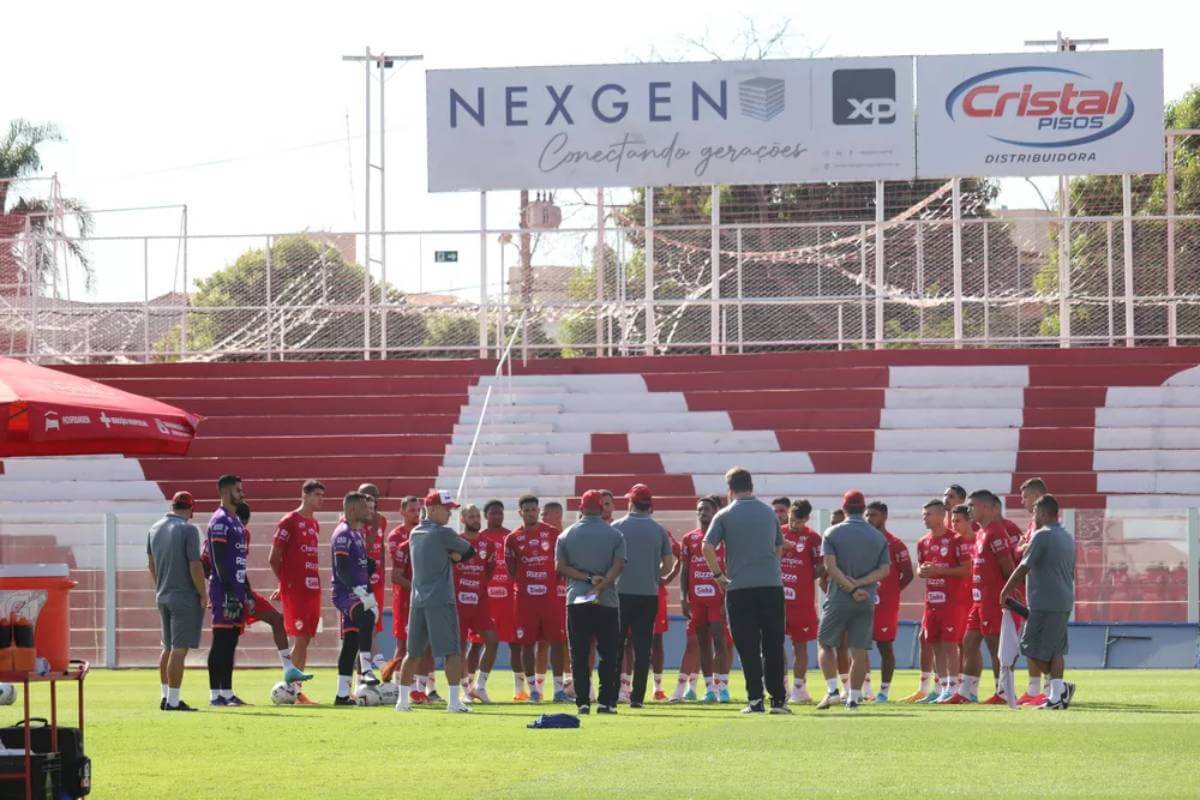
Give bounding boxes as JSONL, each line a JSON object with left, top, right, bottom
{"left": 627, "top": 431, "right": 780, "bottom": 452}
{"left": 442, "top": 453, "right": 583, "bottom": 471}
{"left": 881, "top": 409, "right": 1023, "bottom": 429}
{"left": 465, "top": 393, "right": 688, "bottom": 413}
{"left": 444, "top": 442, "right": 551, "bottom": 455}
{"left": 1095, "top": 428, "right": 1200, "bottom": 449}
{"left": 451, "top": 422, "right": 557, "bottom": 436}
{"left": 1093, "top": 450, "right": 1200, "bottom": 470}
{"left": 883, "top": 387, "right": 1024, "bottom": 409}
{"left": 0, "top": 456, "right": 147, "bottom": 481}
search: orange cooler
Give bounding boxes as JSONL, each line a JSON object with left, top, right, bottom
{"left": 0, "top": 564, "right": 77, "bottom": 672}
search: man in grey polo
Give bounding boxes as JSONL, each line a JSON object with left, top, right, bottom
{"left": 702, "top": 467, "right": 788, "bottom": 714}
{"left": 396, "top": 489, "right": 474, "bottom": 714}
{"left": 1001, "top": 493, "right": 1077, "bottom": 710}
{"left": 816, "top": 490, "right": 891, "bottom": 711}
{"left": 613, "top": 483, "right": 674, "bottom": 709}
{"left": 146, "top": 491, "right": 206, "bottom": 711}
{"left": 555, "top": 489, "right": 627, "bottom": 714}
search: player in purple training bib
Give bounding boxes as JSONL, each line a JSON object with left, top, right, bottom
{"left": 205, "top": 474, "right": 251, "bottom": 706}
{"left": 330, "top": 491, "right": 382, "bottom": 704}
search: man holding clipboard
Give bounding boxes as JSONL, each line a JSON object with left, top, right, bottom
{"left": 555, "top": 490, "right": 627, "bottom": 715}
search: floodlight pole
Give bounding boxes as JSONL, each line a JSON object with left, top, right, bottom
{"left": 342, "top": 49, "right": 423, "bottom": 359}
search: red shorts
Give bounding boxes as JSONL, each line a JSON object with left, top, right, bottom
{"left": 392, "top": 601, "right": 410, "bottom": 642}
{"left": 685, "top": 601, "right": 727, "bottom": 635}
{"left": 513, "top": 594, "right": 564, "bottom": 645}
{"left": 873, "top": 599, "right": 901, "bottom": 643}
{"left": 921, "top": 604, "right": 964, "bottom": 643}
{"left": 487, "top": 585, "right": 516, "bottom": 643}
{"left": 280, "top": 590, "right": 321, "bottom": 638}
{"left": 966, "top": 601, "right": 1003, "bottom": 636}
{"left": 654, "top": 585, "right": 670, "bottom": 635}
{"left": 785, "top": 603, "right": 818, "bottom": 643}
{"left": 243, "top": 591, "right": 276, "bottom": 627}
{"left": 457, "top": 602, "right": 495, "bottom": 642}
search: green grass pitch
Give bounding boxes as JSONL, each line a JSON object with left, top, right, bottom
{"left": 14, "top": 669, "right": 1199, "bottom": 799}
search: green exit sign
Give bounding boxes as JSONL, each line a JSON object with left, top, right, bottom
{"left": 434, "top": 250, "right": 458, "bottom": 263}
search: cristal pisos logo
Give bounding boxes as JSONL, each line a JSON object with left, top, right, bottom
{"left": 944, "top": 66, "right": 1134, "bottom": 148}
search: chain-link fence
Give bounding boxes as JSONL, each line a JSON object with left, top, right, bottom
{"left": 1, "top": 132, "right": 1198, "bottom": 363}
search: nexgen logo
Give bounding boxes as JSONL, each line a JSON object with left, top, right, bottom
{"left": 944, "top": 66, "right": 1135, "bottom": 147}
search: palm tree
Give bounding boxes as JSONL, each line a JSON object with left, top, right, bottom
{"left": 0, "top": 120, "right": 93, "bottom": 293}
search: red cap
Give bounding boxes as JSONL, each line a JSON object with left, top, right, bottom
{"left": 171, "top": 491, "right": 194, "bottom": 508}
{"left": 625, "top": 483, "right": 653, "bottom": 503}
{"left": 842, "top": 490, "right": 866, "bottom": 511}
{"left": 579, "top": 490, "right": 604, "bottom": 514}
{"left": 423, "top": 488, "right": 460, "bottom": 509}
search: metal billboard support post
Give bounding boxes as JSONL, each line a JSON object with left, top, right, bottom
{"left": 104, "top": 513, "right": 117, "bottom": 668}
{"left": 479, "top": 191, "right": 489, "bottom": 359}
{"left": 951, "top": 178, "right": 964, "bottom": 348}
{"left": 1059, "top": 175, "right": 1072, "bottom": 347}
{"left": 710, "top": 185, "right": 721, "bottom": 355}
{"left": 644, "top": 186, "right": 656, "bottom": 355}
{"left": 1122, "top": 174, "right": 1135, "bottom": 346}
{"left": 874, "top": 180, "right": 885, "bottom": 349}
{"left": 1166, "top": 132, "right": 1177, "bottom": 346}
{"left": 1187, "top": 507, "right": 1198, "bottom": 625}
{"left": 596, "top": 188, "right": 606, "bottom": 356}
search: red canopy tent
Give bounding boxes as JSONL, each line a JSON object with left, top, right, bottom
{"left": 0, "top": 357, "right": 201, "bottom": 457}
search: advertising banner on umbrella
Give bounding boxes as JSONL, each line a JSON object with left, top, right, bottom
{"left": 426, "top": 56, "right": 916, "bottom": 191}
{"left": 915, "top": 49, "right": 1164, "bottom": 177}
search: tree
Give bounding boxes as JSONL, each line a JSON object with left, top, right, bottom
{"left": 155, "top": 235, "right": 425, "bottom": 360}
{"left": 0, "top": 120, "right": 94, "bottom": 292}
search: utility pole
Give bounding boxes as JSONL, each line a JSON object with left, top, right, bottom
{"left": 1021, "top": 33, "right": 1108, "bottom": 347}
{"left": 342, "top": 49, "right": 423, "bottom": 359}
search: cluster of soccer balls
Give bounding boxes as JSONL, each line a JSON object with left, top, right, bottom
{"left": 270, "top": 681, "right": 398, "bottom": 707}
{"left": 0, "top": 683, "right": 14, "bottom": 706}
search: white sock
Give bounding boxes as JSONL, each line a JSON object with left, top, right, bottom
{"left": 880, "top": 682, "right": 891, "bottom": 694}
{"left": 449, "top": 685, "right": 461, "bottom": 706}
{"left": 533, "top": 674, "right": 545, "bottom": 694}
{"left": 514, "top": 673, "right": 525, "bottom": 694}
{"left": 426, "top": 673, "right": 437, "bottom": 692}
{"left": 279, "top": 649, "right": 295, "bottom": 671}
{"left": 850, "top": 688, "right": 862, "bottom": 702}
{"left": 689, "top": 673, "right": 700, "bottom": 691}
{"left": 1029, "top": 676, "right": 1042, "bottom": 695}
{"left": 826, "top": 677, "right": 839, "bottom": 694}
{"left": 1049, "top": 679, "right": 1065, "bottom": 703}
{"left": 919, "top": 671, "right": 932, "bottom": 692}
{"left": 167, "top": 687, "right": 180, "bottom": 707}
{"left": 476, "top": 671, "right": 489, "bottom": 690}
{"left": 220, "top": 689, "right": 233, "bottom": 700}
{"left": 399, "top": 684, "right": 412, "bottom": 708}
{"left": 358, "top": 652, "right": 374, "bottom": 675}
{"left": 793, "top": 676, "right": 806, "bottom": 689}
{"left": 862, "top": 675, "right": 873, "bottom": 695}
{"left": 210, "top": 689, "right": 220, "bottom": 702}
{"left": 957, "top": 678, "right": 972, "bottom": 698}
{"left": 671, "top": 674, "right": 688, "bottom": 698}
{"left": 554, "top": 675, "right": 564, "bottom": 692}
{"left": 161, "top": 683, "right": 169, "bottom": 700}
{"left": 337, "top": 675, "right": 351, "bottom": 697}
{"left": 839, "top": 673, "right": 849, "bottom": 688}
{"left": 620, "top": 673, "right": 630, "bottom": 689}
{"left": 718, "top": 674, "right": 728, "bottom": 689}
{"left": 653, "top": 673, "right": 662, "bottom": 692}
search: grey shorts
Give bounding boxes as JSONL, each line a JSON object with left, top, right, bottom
{"left": 407, "top": 603, "right": 461, "bottom": 659}
{"left": 159, "top": 598, "right": 202, "bottom": 650}
{"left": 1020, "top": 610, "right": 1070, "bottom": 662}
{"left": 818, "top": 598, "right": 875, "bottom": 650}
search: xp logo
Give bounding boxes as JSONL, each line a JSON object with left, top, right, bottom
{"left": 944, "top": 66, "right": 1133, "bottom": 147}
{"left": 833, "top": 68, "right": 896, "bottom": 125}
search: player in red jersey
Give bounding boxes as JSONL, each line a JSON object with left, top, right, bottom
{"left": 505, "top": 494, "right": 566, "bottom": 703}
{"left": 381, "top": 496, "right": 418, "bottom": 685}
{"left": 676, "top": 496, "right": 731, "bottom": 702}
{"left": 864, "top": 501, "right": 913, "bottom": 703}
{"left": 474, "top": 499, "right": 524, "bottom": 699}
{"left": 357, "top": 484, "right": 388, "bottom": 649}
{"left": 452, "top": 504, "right": 500, "bottom": 703}
{"left": 948, "top": 504, "right": 977, "bottom": 693}
{"left": 268, "top": 480, "right": 325, "bottom": 704}
{"left": 914, "top": 499, "right": 969, "bottom": 703}
{"left": 540, "top": 501, "right": 576, "bottom": 701}
{"left": 945, "top": 490, "right": 1017, "bottom": 704}
{"left": 781, "top": 499, "right": 824, "bottom": 704}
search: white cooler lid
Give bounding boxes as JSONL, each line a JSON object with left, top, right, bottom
{"left": 0, "top": 564, "right": 70, "bottom": 578}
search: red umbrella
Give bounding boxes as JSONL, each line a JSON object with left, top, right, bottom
{"left": 0, "top": 357, "right": 201, "bottom": 457}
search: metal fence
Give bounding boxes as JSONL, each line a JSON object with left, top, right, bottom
{"left": 0, "top": 505, "right": 1193, "bottom": 668}
{"left": 0, "top": 131, "right": 1197, "bottom": 363}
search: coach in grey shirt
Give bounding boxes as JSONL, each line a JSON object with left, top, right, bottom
{"left": 613, "top": 484, "right": 675, "bottom": 709}
{"left": 396, "top": 490, "right": 474, "bottom": 712}
{"left": 816, "top": 490, "right": 890, "bottom": 710}
{"left": 556, "top": 490, "right": 627, "bottom": 713}
{"left": 703, "top": 467, "right": 788, "bottom": 713}
{"left": 146, "top": 491, "right": 206, "bottom": 711}
{"left": 1001, "top": 493, "right": 1077, "bottom": 710}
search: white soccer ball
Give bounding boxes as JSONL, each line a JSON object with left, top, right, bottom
{"left": 355, "top": 684, "right": 382, "bottom": 707}
{"left": 0, "top": 684, "right": 14, "bottom": 706}
{"left": 377, "top": 682, "right": 399, "bottom": 705}
{"left": 270, "top": 682, "right": 297, "bottom": 706}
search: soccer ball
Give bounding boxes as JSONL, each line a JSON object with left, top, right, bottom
{"left": 377, "top": 682, "right": 399, "bottom": 705}
{"left": 355, "top": 684, "right": 382, "bottom": 707}
{"left": 0, "top": 684, "right": 14, "bottom": 706}
{"left": 270, "top": 682, "right": 297, "bottom": 706}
